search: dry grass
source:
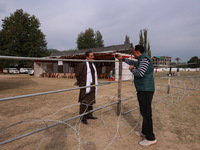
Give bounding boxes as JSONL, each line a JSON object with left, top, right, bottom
{"left": 0, "top": 72, "right": 200, "bottom": 150}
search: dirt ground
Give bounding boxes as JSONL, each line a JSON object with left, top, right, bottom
{"left": 0, "top": 72, "right": 200, "bottom": 150}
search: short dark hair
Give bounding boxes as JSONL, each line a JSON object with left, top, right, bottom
{"left": 135, "top": 45, "right": 144, "bottom": 53}
{"left": 85, "top": 50, "right": 92, "bottom": 57}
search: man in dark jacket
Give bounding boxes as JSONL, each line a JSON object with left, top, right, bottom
{"left": 116, "top": 45, "right": 157, "bottom": 146}
{"left": 75, "top": 50, "right": 98, "bottom": 124}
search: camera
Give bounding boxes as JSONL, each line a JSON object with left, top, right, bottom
{"left": 115, "top": 54, "right": 119, "bottom": 58}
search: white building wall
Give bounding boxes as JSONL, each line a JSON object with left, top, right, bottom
{"left": 34, "top": 62, "right": 46, "bottom": 77}
{"left": 115, "top": 53, "right": 136, "bottom": 81}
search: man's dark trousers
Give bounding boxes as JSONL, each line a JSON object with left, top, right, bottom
{"left": 137, "top": 91, "right": 155, "bottom": 141}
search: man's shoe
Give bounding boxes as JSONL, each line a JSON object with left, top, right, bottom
{"left": 139, "top": 139, "right": 157, "bottom": 146}
{"left": 87, "top": 116, "right": 97, "bottom": 119}
{"left": 81, "top": 119, "right": 88, "bottom": 124}
{"left": 135, "top": 131, "right": 146, "bottom": 137}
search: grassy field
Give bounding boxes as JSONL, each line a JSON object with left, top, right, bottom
{"left": 0, "top": 72, "right": 199, "bottom": 150}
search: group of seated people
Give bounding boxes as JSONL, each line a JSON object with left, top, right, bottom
{"left": 40, "top": 72, "right": 75, "bottom": 78}
{"left": 40, "top": 72, "right": 112, "bottom": 79}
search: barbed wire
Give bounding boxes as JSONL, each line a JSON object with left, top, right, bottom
{"left": 0, "top": 75, "right": 199, "bottom": 149}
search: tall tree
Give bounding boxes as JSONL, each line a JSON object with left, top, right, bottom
{"left": 143, "top": 29, "right": 148, "bottom": 54}
{"left": 124, "top": 34, "right": 130, "bottom": 44}
{"left": 139, "top": 30, "right": 143, "bottom": 46}
{"left": 148, "top": 41, "right": 151, "bottom": 58}
{"left": 138, "top": 29, "right": 151, "bottom": 57}
{"left": 76, "top": 32, "right": 85, "bottom": 50}
{"left": 0, "top": 9, "right": 48, "bottom": 67}
{"left": 83, "top": 28, "right": 96, "bottom": 49}
{"left": 95, "top": 30, "right": 104, "bottom": 47}
{"left": 77, "top": 28, "right": 104, "bottom": 50}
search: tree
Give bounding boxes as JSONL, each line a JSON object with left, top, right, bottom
{"left": 0, "top": 9, "right": 48, "bottom": 67}
{"left": 76, "top": 32, "right": 85, "bottom": 50}
{"left": 143, "top": 29, "right": 147, "bottom": 54}
{"left": 138, "top": 29, "right": 151, "bottom": 57}
{"left": 147, "top": 41, "right": 151, "bottom": 58}
{"left": 139, "top": 30, "right": 143, "bottom": 46}
{"left": 187, "top": 56, "right": 200, "bottom": 68}
{"left": 175, "top": 57, "right": 181, "bottom": 64}
{"left": 124, "top": 34, "right": 130, "bottom": 44}
{"left": 77, "top": 28, "right": 104, "bottom": 50}
{"left": 95, "top": 30, "right": 104, "bottom": 47}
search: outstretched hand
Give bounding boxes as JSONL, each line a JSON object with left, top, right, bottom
{"left": 115, "top": 54, "right": 123, "bottom": 60}
{"left": 129, "top": 65, "right": 135, "bottom": 70}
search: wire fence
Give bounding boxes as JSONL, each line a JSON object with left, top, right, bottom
{"left": 0, "top": 56, "right": 200, "bottom": 150}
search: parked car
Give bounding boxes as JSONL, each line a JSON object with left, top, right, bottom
{"left": 19, "top": 68, "right": 28, "bottom": 74}
{"left": 28, "top": 68, "right": 34, "bottom": 76}
{"left": 9, "top": 68, "right": 20, "bottom": 74}
{"left": 3, "top": 68, "right": 9, "bottom": 74}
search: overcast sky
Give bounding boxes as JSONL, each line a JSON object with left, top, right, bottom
{"left": 0, "top": 0, "right": 200, "bottom": 62}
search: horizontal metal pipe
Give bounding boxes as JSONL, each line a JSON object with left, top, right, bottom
{"left": 121, "top": 96, "right": 136, "bottom": 102}
{"left": 123, "top": 107, "right": 138, "bottom": 115}
{"left": 0, "top": 80, "right": 134, "bottom": 102}
{"left": 0, "top": 55, "right": 116, "bottom": 62}
{"left": 152, "top": 90, "right": 182, "bottom": 103}
{"left": 0, "top": 84, "right": 106, "bottom": 102}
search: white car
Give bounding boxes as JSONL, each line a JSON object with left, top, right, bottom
{"left": 28, "top": 68, "right": 34, "bottom": 76}
{"left": 9, "top": 68, "right": 20, "bottom": 74}
{"left": 19, "top": 68, "right": 28, "bottom": 74}
{"left": 3, "top": 68, "right": 9, "bottom": 74}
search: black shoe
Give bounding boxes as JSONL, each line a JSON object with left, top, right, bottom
{"left": 87, "top": 116, "right": 97, "bottom": 119}
{"left": 81, "top": 119, "right": 88, "bottom": 124}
